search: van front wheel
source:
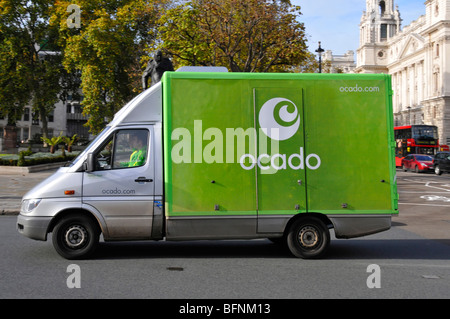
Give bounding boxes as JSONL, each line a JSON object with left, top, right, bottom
{"left": 52, "top": 214, "right": 100, "bottom": 260}
{"left": 287, "top": 217, "right": 330, "bottom": 259}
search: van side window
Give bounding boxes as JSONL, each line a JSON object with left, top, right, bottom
{"left": 113, "top": 130, "right": 149, "bottom": 168}
{"left": 94, "top": 136, "right": 113, "bottom": 170}
{"left": 94, "top": 129, "right": 149, "bottom": 170}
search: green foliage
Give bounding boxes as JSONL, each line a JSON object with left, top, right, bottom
{"left": 0, "top": 1, "right": 34, "bottom": 124}
{"left": 62, "top": 134, "right": 77, "bottom": 144}
{"left": 1, "top": 0, "right": 316, "bottom": 136}
{"left": 17, "top": 148, "right": 32, "bottom": 166}
{"left": 51, "top": 0, "right": 168, "bottom": 134}
{"left": 159, "top": 0, "right": 310, "bottom": 72}
{"left": 0, "top": 151, "right": 79, "bottom": 166}
{"left": 41, "top": 131, "right": 63, "bottom": 153}
{"left": 41, "top": 132, "right": 63, "bottom": 146}
{"left": 62, "top": 134, "right": 78, "bottom": 152}
{"left": 0, "top": 0, "right": 79, "bottom": 137}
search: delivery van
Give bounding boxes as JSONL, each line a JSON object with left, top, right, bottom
{"left": 17, "top": 68, "right": 398, "bottom": 259}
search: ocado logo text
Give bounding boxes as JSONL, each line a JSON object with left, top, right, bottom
{"left": 240, "top": 147, "right": 321, "bottom": 171}
{"left": 170, "top": 97, "right": 322, "bottom": 174}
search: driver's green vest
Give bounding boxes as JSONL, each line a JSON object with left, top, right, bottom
{"left": 128, "top": 148, "right": 146, "bottom": 167}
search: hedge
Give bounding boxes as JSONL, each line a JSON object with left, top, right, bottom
{"left": 0, "top": 151, "right": 80, "bottom": 167}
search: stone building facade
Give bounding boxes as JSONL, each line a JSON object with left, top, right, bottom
{"left": 323, "top": 50, "right": 357, "bottom": 73}
{"left": 0, "top": 99, "right": 89, "bottom": 147}
{"left": 356, "top": 0, "right": 450, "bottom": 146}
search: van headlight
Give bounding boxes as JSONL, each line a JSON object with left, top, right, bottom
{"left": 21, "top": 199, "right": 42, "bottom": 214}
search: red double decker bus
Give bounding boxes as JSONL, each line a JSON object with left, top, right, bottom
{"left": 394, "top": 125, "right": 439, "bottom": 167}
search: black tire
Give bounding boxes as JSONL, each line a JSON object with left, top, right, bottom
{"left": 435, "top": 165, "right": 442, "bottom": 175}
{"left": 52, "top": 214, "right": 100, "bottom": 260}
{"left": 287, "top": 216, "right": 330, "bottom": 259}
{"left": 402, "top": 165, "right": 407, "bottom": 172}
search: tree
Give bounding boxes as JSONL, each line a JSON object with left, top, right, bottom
{"left": 0, "top": 0, "right": 73, "bottom": 144}
{"left": 52, "top": 0, "right": 169, "bottom": 134}
{"left": 0, "top": 30, "right": 30, "bottom": 127}
{"left": 32, "top": 49, "right": 63, "bottom": 144}
{"left": 41, "top": 131, "right": 63, "bottom": 154}
{"left": 291, "top": 51, "right": 320, "bottom": 73}
{"left": 158, "top": 0, "right": 310, "bottom": 72}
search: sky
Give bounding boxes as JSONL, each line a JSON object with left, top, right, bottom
{"left": 293, "top": 0, "right": 428, "bottom": 55}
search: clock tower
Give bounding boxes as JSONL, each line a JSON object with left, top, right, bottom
{"left": 356, "top": 0, "right": 402, "bottom": 73}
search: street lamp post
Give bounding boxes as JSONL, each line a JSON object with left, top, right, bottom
{"left": 315, "top": 41, "right": 325, "bottom": 73}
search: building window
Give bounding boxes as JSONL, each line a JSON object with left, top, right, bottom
{"left": 48, "top": 110, "right": 54, "bottom": 122}
{"left": 74, "top": 103, "right": 82, "bottom": 114}
{"left": 23, "top": 108, "right": 30, "bottom": 122}
{"left": 380, "top": 24, "right": 387, "bottom": 41}
{"left": 32, "top": 112, "right": 39, "bottom": 125}
{"left": 22, "top": 128, "right": 29, "bottom": 142}
{"left": 433, "top": 66, "right": 440, "bottom": 94}
{"left": 379, "top": 1, "right": 386, "bottom": 15}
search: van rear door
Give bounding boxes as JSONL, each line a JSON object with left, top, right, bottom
{"left": 253, "top": 87, "right": 307, "bottom": 232}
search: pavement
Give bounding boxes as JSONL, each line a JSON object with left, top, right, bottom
{"left": 0, "top": 169, "right": 58, "bottom": 215}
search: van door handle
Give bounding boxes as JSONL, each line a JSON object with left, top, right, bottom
{"left": 134, "top": 177, "right": 153, "bottom": 183}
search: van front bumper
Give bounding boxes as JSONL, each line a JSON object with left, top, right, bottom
{"left": 17, "top": 214, "right": 51, "bottom": 241}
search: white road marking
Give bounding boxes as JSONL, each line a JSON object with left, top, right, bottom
{"left": 420, "top": 195, "right": 450, "bottom": 202}
{"left": 399, "top": 202, "right": 450, "bottom": 207}
{"left": 425, "top": 182, "right": 450, "bottom": 192}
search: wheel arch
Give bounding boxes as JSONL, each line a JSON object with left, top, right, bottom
{"left": 284, "top": 212, "right": 333, "bottom": 236}
{"left": 48, "top": 208, "right": 105, "bottom": 236}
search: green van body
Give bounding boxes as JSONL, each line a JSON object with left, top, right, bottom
{"left": 163, "top": 72, "right": 398, "bottom": 242}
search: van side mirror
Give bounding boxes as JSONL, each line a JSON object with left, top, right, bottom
{"left": 84, "top": 153, "right": 95, "bottom": 172}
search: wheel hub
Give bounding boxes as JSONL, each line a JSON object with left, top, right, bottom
{"left": 64, "top": 225, "right": 88, "bottom": 249}
{"left": 298, "top": 226, "right": 319, "bottom": 248}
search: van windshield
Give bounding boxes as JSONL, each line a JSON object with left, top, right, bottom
{"left": 70, "top": 126, "right": 112, "bottom": 167}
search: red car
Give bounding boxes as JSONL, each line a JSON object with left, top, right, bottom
{"left": 401, "top": 154, "right": 434, "bottom": 173}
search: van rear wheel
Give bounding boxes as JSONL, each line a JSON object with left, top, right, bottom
{"left": 52, "top": 214, "right": 100, "bottom": 260}
{"left": 287, "top": 217, "right": 330, "bottom": 259}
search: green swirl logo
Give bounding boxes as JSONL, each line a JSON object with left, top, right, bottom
{"left": 259, "top": 98, "right": 300, "bottom": 141}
